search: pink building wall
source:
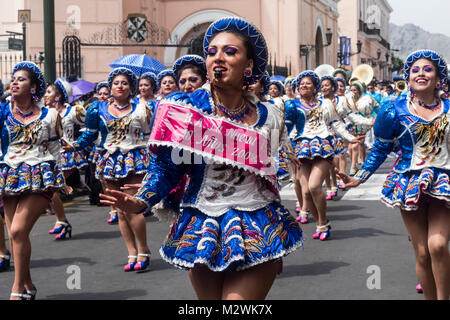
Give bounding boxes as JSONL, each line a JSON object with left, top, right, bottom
{"left": 2, "top": 0, "right": 342, "bottom": 82}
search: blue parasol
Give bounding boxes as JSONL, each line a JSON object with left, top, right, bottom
{"left": 270, "top": 75, "right": 286, "bottom": 83}
{"left": 109, "top": 54, "right": 167, "bottom": 77}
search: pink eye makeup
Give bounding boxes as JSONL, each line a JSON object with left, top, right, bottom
{"left": 207, "top": 47, "right": 217, "bottom": 56}
{"left": 179, "top": 77, "right": 199, "bottom": 85}
{"left": 411, "top": 67, "right": 420, "bottom": 73}
{"left": 224, "top": 46, "right": 238, "bottom": 55}
{"left": 423, "top": 66, "right": 433, "bottom": 72}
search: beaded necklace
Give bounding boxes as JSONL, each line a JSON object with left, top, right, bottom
{"left": 14, "top": 106, "right": 34, "bottom": 118}
{"left": 113, "top": 102, "right": 130, "bottom": 111}
{"left": 416, "top": 98, "right": 441, "bottom": 110}
{"left": 215, "top": 99, "right": 249, "bottom": 121}
{"left": 301, "top": 97, "right": 318, "bottom": 109}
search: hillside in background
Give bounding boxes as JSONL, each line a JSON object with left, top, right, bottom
{"left": 390, "top": 23, "right": 450, "bottom": 61}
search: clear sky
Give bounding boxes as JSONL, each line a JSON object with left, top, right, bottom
{"left": 388, "top": 0, "right": 450, "bottom": 37}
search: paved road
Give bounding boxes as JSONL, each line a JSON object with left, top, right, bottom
{"left": 0, "top": 157, "right": 423, "bottom": 300}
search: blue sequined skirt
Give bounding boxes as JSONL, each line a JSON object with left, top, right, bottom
{"left": 61, "top": 151, "right": 88, "bottom": 171}
{"left": 294, "top": 136, "right": 336, "bottom": 159}
{"left": 95, "top": 148, "right": 149, "bottom": 180}
{"left": 0, "top": 162, "right": 65, "bottom": 196}
{"left": 334, "top": 136, "right": 346, "bottom": 156}
{"left": 275, "top": 150, "right": 290, "bottom": 180}
{"left": 87, "top": 145, "right": 103, "bottom": 164}
{"left": 160, "top": 202, "right": 303, "bottom": 272}
{"left": 381, "top": 167, "right": 450, "bottom": 211}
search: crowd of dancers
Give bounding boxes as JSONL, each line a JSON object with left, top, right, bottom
{"left": 0, "top": 16, "right": 448, "bottom": 300}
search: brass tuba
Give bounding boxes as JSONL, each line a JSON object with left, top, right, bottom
{"left": 396, "top": 80, "right": 407, "bottom": 94}
{"left": 314, "top": 64, "right": 335, "bottom": 78}
{"left": 349, "top": 64, "right": 374, "bottom": 86}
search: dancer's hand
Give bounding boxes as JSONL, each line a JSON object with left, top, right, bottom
{"left": 61, "top": 139, "right": 75, "bottom": 152}
{"left": 120, "top": 183, "right": 144, "bottom": 191}
{"left": 61, "top": 185, "right": 73, "bottom": 195}
{"left": 287, "top": 153, "right": 301, "bottom": 167}
{"left": 100, "top": 188, "right": 147, "bottom": 214}
{"left": 350, "top": 135, "right": 365, "bottom": 144}
{"left": 334, "top": 168, "right": 362, "bottom": 189}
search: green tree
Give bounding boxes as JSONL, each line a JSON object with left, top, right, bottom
{"left": 392, "top": 55, "right": 404, "bottom": 74}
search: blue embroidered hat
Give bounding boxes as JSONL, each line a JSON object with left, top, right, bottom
{"left": 291, "top": 77, "right": 299, "bottom": 92}
{"left": 95, "top": 81, "right": 110, "bottom": 94}
{"left": 54, "top": 78, "right": 72, "bottom": 103}
{"left": 335, "top": 77, "right": 347, "bottom": 88}
{"left": 404, "top": 49, "right": 448, "bottom": 85}
{"left": 297, "top": 71, "right": 321, "bottom": 94}
{"left": 139, "top": 72, "right": 158, "bottom": 94}
{"left": 108, "top": 67, "right": 138, "bottom": 95}
{"left": 260, "top": 71, "right": 271, "bottom": 96}
{"left": 269, "top": 80, "right": 285, "bottom": 95}
{"left": 157, "top": 69, "right": 176, "bottom": 87}
{"left": 203, "top": 16, "right": 268, "bottom": 85}
{"left": 320, "top": 75, "right": 338, "bottom": 94}
{"left": 12, "top": 61, "right": 47, "bottom": 99}
{"left": 172, "top": 55, "right": 206, "bottom": 80}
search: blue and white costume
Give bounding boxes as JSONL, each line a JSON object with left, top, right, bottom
{"left": 355, "top": 94, "right": 450, "bottom": 210}
{"left": 285, "top": 96, "right": 356, "bottom": 160}
{"left": 60, "top": 104, "right": 87, "bottom": 171}
{"left": 135, "top": 71, "right": 158, "bottom": 114}
{"left": 355, "top": 49, "right": 450, "bottom": 211}
{"left": 134, "top": 17, "right": 302, "bottom": 272}
{"left": 0, "top": 62, "right": 64, "bottom": 195}
{"left": 135, "top": 87, "right": 302, "bottom": 271}
{"left": 73, "top": 68, "right": 151, "bottom": 181}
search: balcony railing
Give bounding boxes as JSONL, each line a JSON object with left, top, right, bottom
{"left": 358, "top": 19, "right": 390, "bottom": 49}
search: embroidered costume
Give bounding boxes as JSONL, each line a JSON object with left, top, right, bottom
{"left": 134, "top": 17, "right": 302, "bottom": 272}
{"left": 285, "top": 97, "right": 356, "bottom": 160}
{"left": 73, "top": 68, "right": 151, "bottom": 181}
{"left": 60, "top": 104, "right": 87, "bottom": 171}
{"left": 355, "top": 95, "right": 450, "bottom": 210}
{"left": 0, "top": 63, "right": 64, "bottom": 195}
{"left": 135, "top": 87, "right": 302, "bottom": 271}
{"left": 355, "top": 49, "right": 450, "bottom": 211}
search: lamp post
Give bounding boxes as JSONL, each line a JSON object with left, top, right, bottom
{"left": 43, "top": 0, "right": 56, "bottom": 82}
{"left": 300, "top": 28, "right": 333, "bottom": 70}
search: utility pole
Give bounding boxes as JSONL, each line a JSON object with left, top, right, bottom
{"left": 22, "top": 19, "right": 26, "bottom": 60}
{"left": 43, "top": 0, "right": 56, "bottom": 82}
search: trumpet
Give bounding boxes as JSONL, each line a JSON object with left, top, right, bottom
{"left": 396, "top": 80, "right": 407, "bottom": 94}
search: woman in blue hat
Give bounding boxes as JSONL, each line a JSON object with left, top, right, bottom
{"left": 285, "top": 71, "right": 363, "bottom": 238}
{"left": 1, "top": 61, "right": 65, "bottom": 299}
{"left": 63, "top": 67, "right": 152, "bottom": 272}
{"left": 135, "top": 72, "right": 158, "bottom": 113}
{"left": 100, "top": 17, "right": 302, "bottom": 300}
{"left": 346, "top": 80, "right": 379, "bottom": 176}
{"left": 96, "top": 81, "right": 110, "bottom": 103}
{"left": 337, "top": 50, "right": 450, "bottom": 300}
{"left": 44, "top": 78, "right": 85, "bottom": 240}
{"left": 173, "top": 54, "right": 207, "bottom": 94}
{"left": 268, "top": 80, "right": 284, "bottom": 100}
{"left": 321, "top": 76, "right": 375, "bottom": 200}
{"left": 157, "top": 69, "right": 178, "bottom": 99}
{"left": 87, "top": 82, "right": 109, "bottom": 210}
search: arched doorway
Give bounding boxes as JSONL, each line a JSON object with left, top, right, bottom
{"left": 314, "top": 27, "right": 324, "bottom": 68}
{"left": 164, "top": 9, "right": 237, "bottom": 66}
